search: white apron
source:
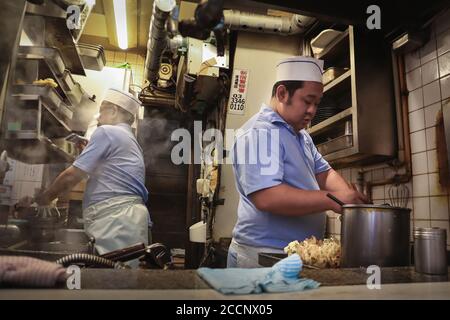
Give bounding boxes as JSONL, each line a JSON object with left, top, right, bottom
{"left": 83, "top": 195, "right": 150, "bottom": 268}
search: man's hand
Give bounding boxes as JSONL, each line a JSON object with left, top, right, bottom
{"left": 328, "top": 188, "right": 370, "bottom": 214}
{"left": 75, "top": 140, "right": 88, "bottom": 153}
{"left": 34, "top": 190, "right": 51, "bottom": 206}
{"left": 16, "top": 196, "right": 35, "bottom": 208}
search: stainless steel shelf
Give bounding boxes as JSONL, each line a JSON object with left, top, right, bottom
{"left": 323, "top": 69, "right": 351, "bottom": 94}
{"left": 308, "top": 108, "right": 352, "bottom": 136}
{"left": 316, "top": 29, "right": 350, "bottom": 61}
{"left": 18, "top": 46, "right": 66, "bottom": 76}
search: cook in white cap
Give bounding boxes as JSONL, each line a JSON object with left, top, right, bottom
{"left": 19, "top": 88, "right": 151, "bottom": 268}
{"left": 227, "top": 56, "right": 369, "bottom": 268}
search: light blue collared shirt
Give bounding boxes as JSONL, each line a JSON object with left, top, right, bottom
{"left": 231, "top": 104, "right": 331, "bottom": 249}
{"left": 73, "top": 123, "right": 149, "bottom": 210}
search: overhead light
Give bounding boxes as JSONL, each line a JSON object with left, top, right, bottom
{"left": 113, "top": 0, "right": 128, "bottom": 50}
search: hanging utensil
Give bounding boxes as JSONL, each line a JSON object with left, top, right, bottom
{"left": 388, "top": 174, "right": 410, "bottom": 208}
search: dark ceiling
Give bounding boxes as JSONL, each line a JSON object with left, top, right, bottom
{"left": 226, "top": 0, "right": 450, "bottom": 39}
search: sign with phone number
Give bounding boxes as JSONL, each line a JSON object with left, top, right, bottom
{"left": 228, "top": 69, "right": 249, "bottom": 115}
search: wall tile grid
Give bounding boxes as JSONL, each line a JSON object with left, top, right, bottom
{"left": 104, "top": 50, "right": 146, "bottom": 88}
{"left": 328, "top": 11, "right": 450, "bottom": 249}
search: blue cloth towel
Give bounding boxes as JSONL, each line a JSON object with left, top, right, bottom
{"left": 197, "top": 254, "right": 320, "bottom": 295}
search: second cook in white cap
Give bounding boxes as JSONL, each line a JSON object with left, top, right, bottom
{"left": 103, "top": 88, "right": 141, "bottom": 115}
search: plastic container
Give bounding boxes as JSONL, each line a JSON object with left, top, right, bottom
{"left": 189, "top": 221, "right": 206, "bottom": 243}
{"left": 414, "top": 227, "right": 447, "bottom": 275}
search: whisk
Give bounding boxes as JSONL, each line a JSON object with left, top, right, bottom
{"left": 388, "top": 176, "right": 410, "bottom": 208}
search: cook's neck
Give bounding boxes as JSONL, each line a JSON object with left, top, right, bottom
{"left": 269, "top": 99, "right": 302, "bottom": 133}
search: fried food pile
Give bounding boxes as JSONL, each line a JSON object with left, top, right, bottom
{"left": 33, "top": 78, "right": 58, "bottom": 88}
{"left": 284, "top": 236, "right": 341, "bottom": 268}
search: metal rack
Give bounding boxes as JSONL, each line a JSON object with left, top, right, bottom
{"left": 307, "top": 25, "right": 397, "bottom": 168}
{"left": 2, "top": 0, "right": 97, "bottom": 163}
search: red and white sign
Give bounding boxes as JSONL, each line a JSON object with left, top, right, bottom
{"left": 228, "top": 69, "right": 249, "bottom": 115}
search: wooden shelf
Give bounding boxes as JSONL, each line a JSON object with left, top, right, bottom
{"left": 308, "top": 108, "right": 352, "bottom": 136}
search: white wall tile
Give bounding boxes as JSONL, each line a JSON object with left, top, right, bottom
{"left": 363, "top": 170, "right": 372, "bottom": 182}
{"left": 104, "top": 50, "right": 114, "bottom": 61}
{"left": 413, "top": 197, "right": 430, "bottom": 220}
{"left": 430, "top": 220, "right": 450, "bottom": 245}
{"left": 350, "top": 168, "right": 359, "bottom": 184}
{"left": 421, "top": 59, "right": 440, "bottom": 85}
{"left": 137, "top": 54, "right": 145, "bottom": 65}
{"left": 423, "top": 80, "right": 441, "bottom": 106}
{"left": 326, "top": 217, "right": 335, "bottom": 234}
{"left": 405, "top": 49, "right": 421, "bottom": 72}
{"left": 412, "top": 152, "right": 428, "bottom": 175}
{"left": 430, "top": 196, "right": 449, "bottom": 220}
{"left": 372, "top": 168, "right": 384, "bottom": 182}
{"left": 427, "top": 149, "right": 438, "bottom": 173}
{"left": 406, "top": 67, "right": 422, "bottom": 91}
{"left": 438, "top": 51, "right": 450, "bottom": 78}
{"left": 408, "top": 108, "right": 425, "bottom": 133}
{"left": 335, "top": 216, "right": 342, "bottom": 235}
{"left": 437, "top": 28, "right": 450, "bottom": 56}
{"left": 412, "top": 174, "right": 430, "bottom": 197}
{"left": 383, "top": 167, "right": 396, "bottom": 180}
{"left": 441, "top": 74, "right": 450, "bottom": 100}
{"left": 420, "top": 35, "right": 437, "bottom": 65}
{"left": 372, "top": 186, "right": 385, "bottom": 200}
{"left": 114, "top": 51, "right": 126, "bottom": 62}
{"left": 429, "top": 173, "right": 448, "bottom": 196}
{"left": 424, "top": 102, "right": 441, "bottom": 128}
{"left": 410, "top": 130, "right": 427, "bottom": 153}
{"left": 384, "top": 184, "right": 392, "bottom": 202}
{"left": 426, "top": 127, "right": 436, "bottom": 150}
{"left": 408, "top": 87, "right": 424, "bottom": 112}
{"left": 414, "top": 220, "right": 431, "bottom": 228}
{"left": 125, "top": 53, "right": 138, "bottom": 65}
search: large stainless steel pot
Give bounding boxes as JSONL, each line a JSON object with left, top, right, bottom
{"left": 340, "top": 204, "right": 411, "bottom": 268}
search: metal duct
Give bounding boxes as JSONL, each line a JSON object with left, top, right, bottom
{"left": 223, "top": 10, "right": 316, "bottom": 35}
{"left": 144, "top": 0, "right": 176, "bottom": 84}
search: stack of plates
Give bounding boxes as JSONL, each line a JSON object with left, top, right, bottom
{"left": 311, "top": 103, "right": 338, "bottom": 126}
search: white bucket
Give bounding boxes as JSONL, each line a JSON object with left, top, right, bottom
{"left": 189, "top": 221, "right": 206, "bottom": 243}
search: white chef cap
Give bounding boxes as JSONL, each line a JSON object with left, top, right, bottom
{"left": 103, "top": 88, "right": 141, "bottom": 115}
{"left": 276, "top": 56, "right": 324, "bottom": 83}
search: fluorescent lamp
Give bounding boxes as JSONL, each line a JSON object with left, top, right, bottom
{"left": 113, "top": 0, "right": 128, "bottom": 50}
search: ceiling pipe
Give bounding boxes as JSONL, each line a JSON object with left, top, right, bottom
{"left": 144, "top": 0, "right": 176, "bottom": 84}
{"left": 223, "top": 10, "right": 316, "bottom": 35}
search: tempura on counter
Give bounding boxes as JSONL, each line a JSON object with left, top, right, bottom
{"left": 284, "top": 236, "right": 341, "bottom": 268}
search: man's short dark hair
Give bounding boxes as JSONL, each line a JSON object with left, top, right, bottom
{"left": 271, "top": 81, "right": 304, "bottom": 98}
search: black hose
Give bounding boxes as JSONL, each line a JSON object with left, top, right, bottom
{"left": 56, "top": 253, "right": 124, "bottom": 268}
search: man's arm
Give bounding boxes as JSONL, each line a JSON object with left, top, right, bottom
{"left": 35, "top": 166, "right": 87, "bottom": 205}
{"left": 250, "top": 183, "right": 369, "bottom": 215}
{"left": 315, "top": 168, "right": 351, "bottom": 192}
